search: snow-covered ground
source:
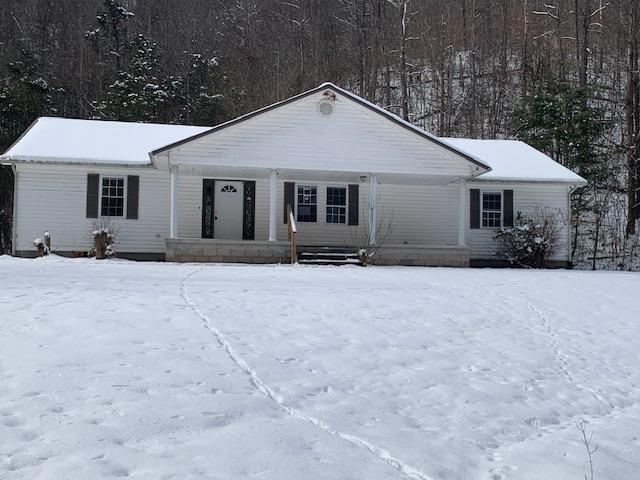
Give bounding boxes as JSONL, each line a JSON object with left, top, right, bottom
{"left": 1, "top": 256, "right": 639, "bottom": 480}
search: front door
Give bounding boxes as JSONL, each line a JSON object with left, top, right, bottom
{"left": 213, "top": 181, "right": 244, "bottom": 239}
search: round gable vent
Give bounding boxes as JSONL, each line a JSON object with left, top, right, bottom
{"left": 318, "top": 99, "right": 335, "bottom": 116}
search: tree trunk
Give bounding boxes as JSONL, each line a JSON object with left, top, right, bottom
{"left": 399, "top": 0, "right": 409, "bottom": 121}
{"left": 469, "top": 0, "right": 478, "bottom": 138}
{"left": 626, "top": 1, "right": 640, "bottom": 236}
{"left": 521, "top": 0, "right": 528, "bottom": 98}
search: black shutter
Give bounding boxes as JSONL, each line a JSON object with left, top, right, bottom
{"left": 243, "top": 181, "right": 256, "bottom": 240}
{"left": 284, "top": 182, "right": 295, "bottom": 223}
{"left": 86, "top": 173, "right": 99, "bottom": 218}
{"left": 201, "top": 179, "right": 215, "bottom": 238}
{"left": 348, "top": 184, "right": 359, "bottom": 225}
{"left": 503, "top": 189, "right": 514, "bottom": 227}
{"left": 126, "top": 175, "right": 139, "bottom": 219}
{"left": 470, "top": 188, "right": 480, "bottom": 229}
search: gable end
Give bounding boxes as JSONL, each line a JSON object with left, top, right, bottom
{"left": 151, "top": 83, "right": 490, "bottom": 173}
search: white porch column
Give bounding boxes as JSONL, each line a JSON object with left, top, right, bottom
{"left": 458, "top": 178, "right": 466, "bottom": 246}
{"left": 170, "top": 164, "right": 179, "bottom": 238}
{"left": 368, "top": 174, "right": 378, "bottom": 245}
{"left": 268, "top": 170, "right": 278, "bottom": 242}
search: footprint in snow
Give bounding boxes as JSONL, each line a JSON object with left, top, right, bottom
{"left": 277, "top": 357, "right": 298, "bottom": 364}
{"left": 489, "top": 468, "right": 506, "bottom": 480}
{"left": 3, "top": 416, "right": 25, "bottom": 428}
{"left": 99, "top": 460, "right": 130, "bottom": 477}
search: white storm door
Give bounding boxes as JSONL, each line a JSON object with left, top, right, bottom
{"left": 214, "top": 181, "right": 244, "bottom": 240}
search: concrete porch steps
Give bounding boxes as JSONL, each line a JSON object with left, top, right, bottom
{"left": 297, "top": 247, "right": 362, "bottom": 266}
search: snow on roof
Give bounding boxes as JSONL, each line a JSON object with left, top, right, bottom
{"left": 441, "top": 138, "right": 587, "bottom": 185}
{"left": 1, "top": 117, "right": 209, "bottom": 166}
{"left": 0, "top": 103, "right": 586, "bottom": 186}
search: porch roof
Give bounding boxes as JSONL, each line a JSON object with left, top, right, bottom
{"left": 170, "top": 163, "right": 464, "bottom": 185}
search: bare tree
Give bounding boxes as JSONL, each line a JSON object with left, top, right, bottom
{"left": 577, "top": 421, "right": 599, "bottom": 480}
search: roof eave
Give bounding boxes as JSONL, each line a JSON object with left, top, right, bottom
{"left": 2, "top": 117, "right": 41, "bottom": 157}
{"left": 0, "top": 155, "right": 154, "bottom": 168}
{"left": 471, "top": 176, "right": 588, "bottom": 185}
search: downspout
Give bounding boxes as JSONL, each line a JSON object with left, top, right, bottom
{"left": 11, "top": 164, "right": 18, "bottom": 256}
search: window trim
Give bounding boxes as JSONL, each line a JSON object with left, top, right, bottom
{"left": 220, "top": 184, "right": 239, "bottom": 193}
{"left": 99, "top": 175, "right": 127, "bottom": 218}
{"left": 325, "top": 185, "right": 348, "bottom": 224}
{"left": 480, "top": 190, "right": 503, "bottom": 228}
{"left": 295, "top": 184, "right": 318, "bottom": 223}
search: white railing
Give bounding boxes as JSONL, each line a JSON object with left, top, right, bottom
{"left": 287, "top": 205, "right": 297, "bottom": 264}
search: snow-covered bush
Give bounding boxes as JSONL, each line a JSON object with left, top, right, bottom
{"left": 495, "top": 206, "right": 563, "bottom": 268}
{"left": 89, "top": 218, "right": 119, "bottom": 259}
{"left": 33, "top": 231, "right": 51, "bottom": 256}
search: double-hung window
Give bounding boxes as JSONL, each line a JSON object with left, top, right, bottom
{"left": 482, "top": 191, "right": 502, "bottom": 228}
{"left": 101, "top": 177, "right": 125, "bottom": 217}
{"left": 297, "top": 185, "right": 317, "bottom": 222}
{"left": 326, "top": 187, "right": 346, "bottom": 224}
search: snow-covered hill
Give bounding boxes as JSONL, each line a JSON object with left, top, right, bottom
{"left": 1, "top": 256, "right": 638, "bottom": 479}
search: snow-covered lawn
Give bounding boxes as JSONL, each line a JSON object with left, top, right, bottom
{"left": 1, "top": 256, "right": 639, "bottom": 480}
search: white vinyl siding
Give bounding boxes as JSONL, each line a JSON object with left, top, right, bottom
{"left": 164, "top": 93, "right": 477, "bottom": 178}
{"left": 467, "top": 182, "right": 572, "bottom": 261}
{"left": 377, "top": 183, "right": 459, "bottom": 245}
{"left": 14, "top": 164, "right": 169, "bottom": 253}
{"left": 13, "top": 167, "right": 572, "bottom": 262}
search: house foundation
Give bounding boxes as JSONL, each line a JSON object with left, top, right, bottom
{"left": 166, "top": 238, "right": 290, "bottom": 263}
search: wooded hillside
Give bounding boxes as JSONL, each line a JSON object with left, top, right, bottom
{"left": 1, "top": 0, "right": 639, "bottom": 268}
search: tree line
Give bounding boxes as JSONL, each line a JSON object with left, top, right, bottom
{"left": 0, "top": 0, "right": 639, "bottom": 269}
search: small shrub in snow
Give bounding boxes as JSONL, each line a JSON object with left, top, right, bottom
{"left": 578, "top": 421, "right": 599, "bottom": 480}
{"left": 33, "top": 231, "right": 51, "bottom": 256}
{"left": 348, "top": 207, "right": 394, "bottom": 266}
{"left": 495, "top": 206, "right": 563, "bottom": 268}
{"left": 89, "top": 218, "right": 119, "bottom": 259}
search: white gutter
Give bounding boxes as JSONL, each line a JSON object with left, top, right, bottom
{"left": 0, "top": 156, "right": 154, "bottom": 168}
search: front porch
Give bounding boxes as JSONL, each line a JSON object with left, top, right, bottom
{"left": 162, "top": 163, "right": 471, "bottom": 266}
{"left": 165, "top": 237, "right": 470, "bottom": 266}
